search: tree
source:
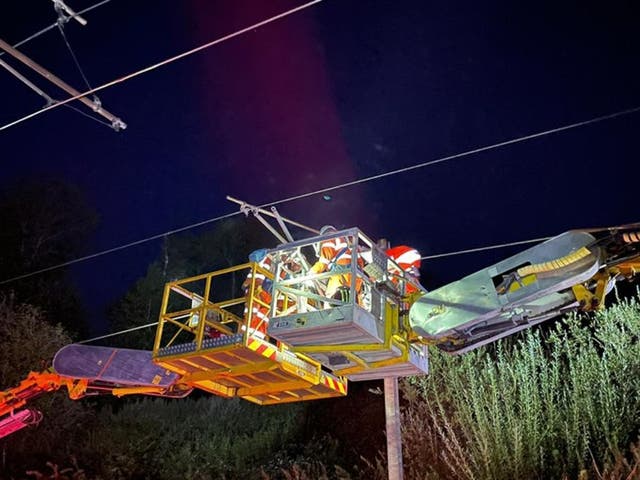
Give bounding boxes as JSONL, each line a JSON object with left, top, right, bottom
{"left": 0, "top": 180, "right": 98, "bottom": 336}
{"left": 0, "top": 298, "right": 94, "bottom": 476}
{"left": 108, "top": 216, "right": 274, "bottom": 349}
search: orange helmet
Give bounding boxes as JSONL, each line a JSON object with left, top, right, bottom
{"left": 386, "top": 245, "right": 421, "bottom": 277}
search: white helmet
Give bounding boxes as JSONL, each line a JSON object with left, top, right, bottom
{"left": 320, "top": 225, "right": 337, "bottom": 235}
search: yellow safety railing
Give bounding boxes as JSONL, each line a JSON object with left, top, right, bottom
{"left": 152, "top": 262, "right": 275, "bottom": 356}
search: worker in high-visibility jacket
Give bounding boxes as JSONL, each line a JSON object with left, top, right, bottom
{"left": 310, "top": 225, "right": 364, "bottom": 301}
{"left": 242, "top": 249, "right": 274, "bottom": 337}
{"left": 386, "top": 245, "right": 422, "bottom": 294}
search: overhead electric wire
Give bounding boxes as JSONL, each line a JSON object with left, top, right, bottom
{"left": 267, "top": 106, "right": 640, "bottom": 207}
{"left": 421, "top": 237, "right": 552, "bottom": 260}
{"left": 62, "top": 102, "right": 113, "bottom": 127}
{"left": 57, "top": 22, "right": 95, "bottom": 92}
{"left": 0, "top": 212, "right": 238, "bottom": 285}
{"left": 1, "top": 3, "right": 634, "bottom": 346}
{"left": 76, "top": 321, "right": 159, "bottom": 344}
{"left": 56, "top": 16, "right": 106, "bottom": 115}
{"left": 1, "top": 104, "right": 639, "bottom": 286}
{"left": 0, "top": 0, "right": 324, "bottom": 132}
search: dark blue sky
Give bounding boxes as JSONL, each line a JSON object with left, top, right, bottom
{"left": 1, "top": 0, "right": 639, "bottom": 333}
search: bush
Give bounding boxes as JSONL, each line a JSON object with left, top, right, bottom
{"left": 0, "top": 299, "right": 95, "bottom": 477}
{"left": 260, "top": 434, "right": 352, "bottom": 480}
{"left": 82, "top": 396, "right": 304, "bottom": 479}
{"left": 402, "top": 296, "right": 640, "bottom": 480}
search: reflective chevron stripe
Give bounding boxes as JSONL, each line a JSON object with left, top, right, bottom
{"left": 321, "top": 374, "right": 347, "bottom": 394}
{"left": 246, "top": 338, "right": 278, "bottom": 361}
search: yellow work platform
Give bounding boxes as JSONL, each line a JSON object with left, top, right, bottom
{"left": 151, "top": 263, "right": 347, "bottom": 405}
{"left": 154, "top": 333, "right": 347, "bottom": 405}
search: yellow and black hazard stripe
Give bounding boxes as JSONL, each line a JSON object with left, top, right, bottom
{"left": 246, "top": 337, "right": 278, "bottom": 361}
{"left": 321, "top": 374, "right": 347, "bottom": 395}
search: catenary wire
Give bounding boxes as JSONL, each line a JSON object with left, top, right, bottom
{"left": 0, "top": 4, "right": 632, "bottom": 343}
{"left": 57, "top": 22, "right": 95, "bottom": 92}
{"left": 0, "top": 211, "right": 238, "bottom": 285}
{"left": 0, "top": 0, "right": 324, "bottom": 132}
{"left": 421, "top": 237, "right": 552, "bottom": 260}
{"left": 76, "top": 321, "right": 159, "bottom": 344}
{"left": 72, "top": 236, "right": 556, "bottom": 344}
{"left": 72, "top": 235, "right": 559, "bottom": 344}
{"left": 267, "top": 106, "right": 640, "bottom": 207}
{"left": 1, "top": 105, "right": 639, "bottom": 285}
{"left": 62, "top": 102, "right": 113, "bottom": 127}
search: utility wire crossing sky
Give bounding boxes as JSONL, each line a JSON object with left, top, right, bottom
{"left": 1, "top": 104, "right": 638, "bottom": 286}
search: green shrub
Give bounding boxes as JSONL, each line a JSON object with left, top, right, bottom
{"left": 82, "top": 396, "right": 303, "bottom": 479}
{"left": 402, "top": 296, "right": 640, "bottom": 480}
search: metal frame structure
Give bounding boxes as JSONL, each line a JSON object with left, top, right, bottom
{"left": 152, "top": 263, "right": 348, "bottom": 404}
{"left": 266, "top": 227, "right": 429, "bottom": 381}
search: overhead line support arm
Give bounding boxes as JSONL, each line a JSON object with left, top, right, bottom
{"left": 0, "top": 37, "right": 125, "bottom": 130}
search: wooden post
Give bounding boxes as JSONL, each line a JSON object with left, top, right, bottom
{"left": 384, "top": 376, "right": 403, "bottom": 480}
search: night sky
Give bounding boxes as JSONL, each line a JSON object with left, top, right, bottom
{"left": 1, "top": 0, "right": 639, "bottom": 334}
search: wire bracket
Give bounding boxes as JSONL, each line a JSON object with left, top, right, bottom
{"left": 52, "top": 0, "right": 88, "bottom": 26}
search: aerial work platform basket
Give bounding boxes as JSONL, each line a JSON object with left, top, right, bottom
{"left": 152, "top": 264, "right": 347, "bottom": 405}
{"left": 265, "top": 228, "right": 429, "bottom": 381}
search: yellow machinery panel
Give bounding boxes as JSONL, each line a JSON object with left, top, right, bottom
{"left": 152, "top": 264, "right": 347, "bottom": 404}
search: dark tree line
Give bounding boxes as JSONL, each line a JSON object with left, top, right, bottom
{"left": 0, "top": 180, "right": 98, "bottom": 337}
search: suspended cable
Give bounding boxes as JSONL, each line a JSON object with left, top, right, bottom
{"left": 62, "top": 102, "right": 114, "bottom": 127}
{"left": 0, "top": 212, "right": 238, "bottom": 285}
{"left": 1, "top": 105, "right": 638, "bottom": 285}
{"left": 56, "top": 19, "right": 103, "bottom": 108}
{"left": 75, "top": 236, "right": 554, "bottom": 344}
{"left": 0, "top": 0, "right": 324, "bottom": 132}
{"left": 57, "top": 22, "right": 95, "bottom": 92}
{"left": 268, "top": 106, "right": 640, "bottom": 207}
{"left": 76, "top": 321, "right": 158, "bottom": 344}
{"left": 421, "top": 237, "right": 551, "bottom": 260}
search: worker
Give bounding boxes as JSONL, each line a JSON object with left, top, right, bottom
{"left": 242, "top": 249, "right": 274, "bottom": 337}
{"left": 386, "top": 245, "right": 423, "bottom": 294}
{"left": 310, "top": 225, "right": 364, "bottom": 302}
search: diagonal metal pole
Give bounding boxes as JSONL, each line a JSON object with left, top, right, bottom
{"left": 0, "top": 37, "right": 125, "bottom": 130}
{"left": 0, "top": 57, "right": 55, "bottom": 105}
{"left": 226, "top": 196, "right": 320, "bottom": 234}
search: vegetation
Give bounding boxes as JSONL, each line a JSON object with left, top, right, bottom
{"left": 107, "top": 217, "right": 274, "bottom": 349}
{"left": 0, "top": 299, "right": 95, "bottom": 475}
{"left": 401, "top": 295, "right": 640, "bottom": 480}
{"left": 83, "top": 396, "right": 305, "bottom": 479}
{"left": 0, "top": 180, "right": 97, "bottom": 336}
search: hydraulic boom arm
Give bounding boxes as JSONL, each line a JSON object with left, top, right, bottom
{"left": 0, "top": 345, "right": 192, "bottom": 439}
{"left": 410, "top": 223, "right": 640, "bottom": 354}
